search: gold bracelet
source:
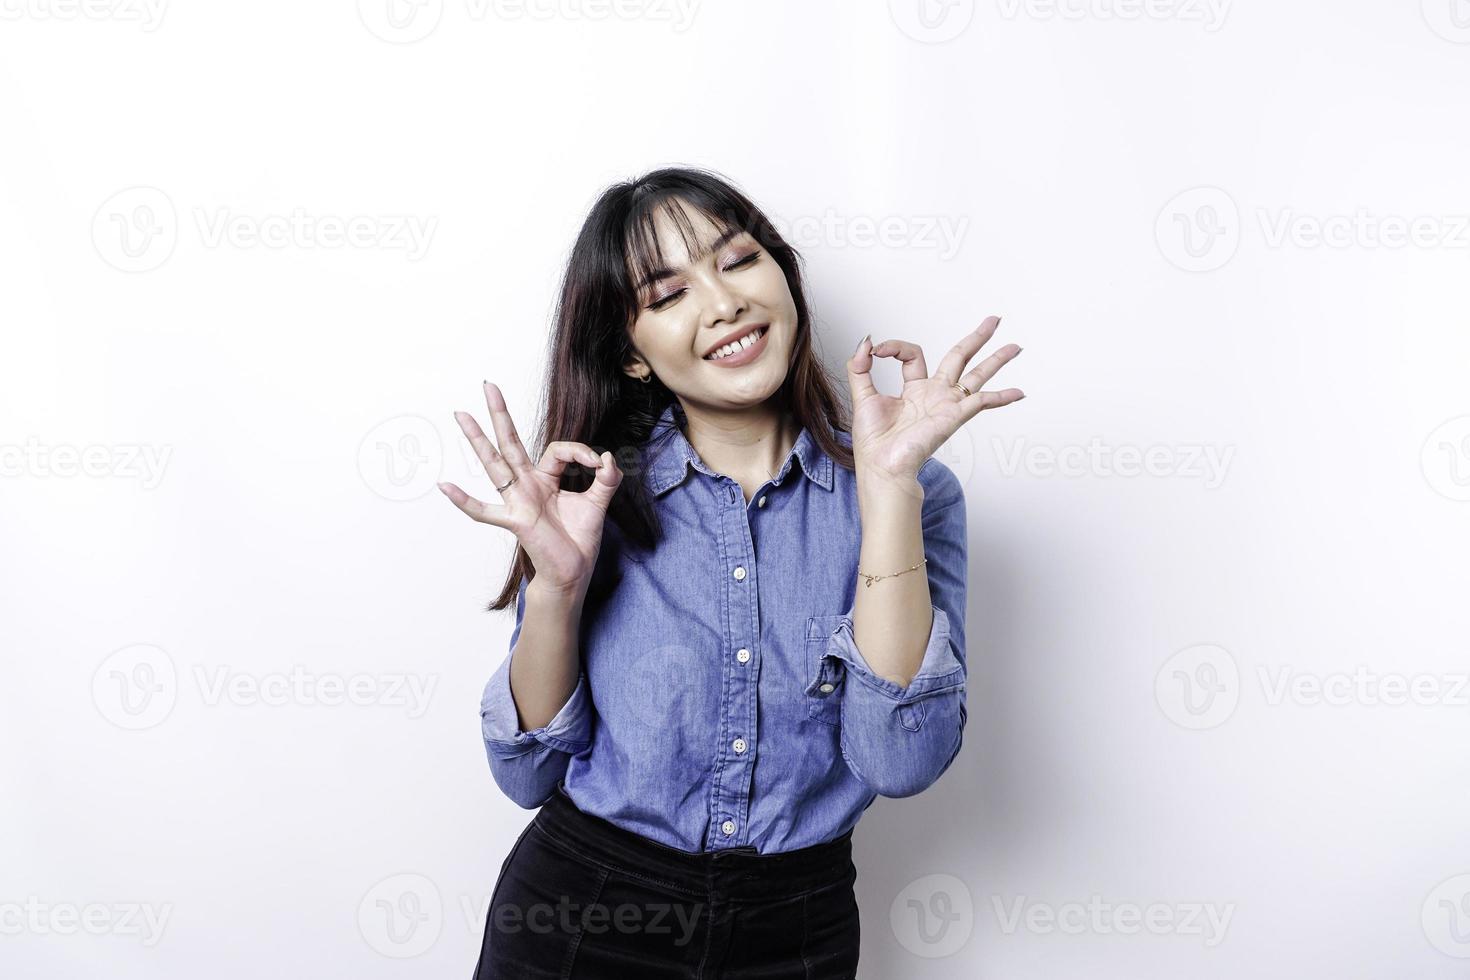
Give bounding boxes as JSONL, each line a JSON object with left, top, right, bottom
{"left": 857, "top": 558, "right": 927, "bottom": 588}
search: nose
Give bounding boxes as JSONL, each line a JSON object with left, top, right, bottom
{"left": 697, "top": 275, "right": 744, "bottom": 330}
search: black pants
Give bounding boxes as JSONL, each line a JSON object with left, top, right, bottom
{"left": 472, "top": 781, "right": 860, "bottom": 979}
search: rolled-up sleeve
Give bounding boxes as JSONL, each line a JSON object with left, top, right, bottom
{"left": 479, "top": 575, "right": 593, "bottom": 809}
{"left": 819, "top": 459, "right": 969, "bottom": 798}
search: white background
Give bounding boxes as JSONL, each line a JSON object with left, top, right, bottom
{"left": 3, "top": 1, "right": 1469, "bottom": 977}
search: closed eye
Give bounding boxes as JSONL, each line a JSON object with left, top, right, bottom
{"left": 646, "top": 251, "right": 762, "bottom": 311}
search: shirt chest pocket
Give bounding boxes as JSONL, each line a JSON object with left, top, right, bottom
{"left": 803, "top": 615, "right": 847, "bottom": 727}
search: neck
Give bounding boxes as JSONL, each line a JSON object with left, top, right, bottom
{"left": 677, "top": 398, "right": 801, "bottom": 485}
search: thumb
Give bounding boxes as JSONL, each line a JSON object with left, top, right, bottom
{"left": 582, "top": 451, "right": 623, "bottom": 510}
{"left": 846, "top": 333, "right": 878, "bottom": 405}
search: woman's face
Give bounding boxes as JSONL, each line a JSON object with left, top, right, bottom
{"left": 623, "top": 202, "right": 797, "bottom": 411}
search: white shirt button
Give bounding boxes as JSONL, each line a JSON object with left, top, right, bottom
{"left": 756, "top": 495, "right": 767, "bottom": 508}
{"left": 732, "top": 566, "right": 746, "bottom": 581}
{"left": 819, "top": 683, "right": 835, "bottom": 694}
{"left": 736, "top": 648, "right": 751, "bottom": 663}
{"left": 732, "top": 737, "right": 747, "bottom": 754}
{"left": 721, "top": 819, "right": 736, "bottom": 836}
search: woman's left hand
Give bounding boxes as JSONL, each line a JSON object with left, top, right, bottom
{"left": 845, "top": 314, "right": 1025, "bottom": 488}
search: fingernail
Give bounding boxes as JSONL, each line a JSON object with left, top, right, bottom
{"left": 856, "top": 333, "right": 870, "bottom": 352}
{"left": 436, "top": 482, "right": 449, "bottom": 493}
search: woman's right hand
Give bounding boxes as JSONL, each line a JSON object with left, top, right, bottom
{"left": 437, "top": 381, "right": 622, "bottom": 597}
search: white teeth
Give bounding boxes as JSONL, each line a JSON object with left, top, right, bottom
{"left": 705, "top": 327, "right": 765, "bottom": 360}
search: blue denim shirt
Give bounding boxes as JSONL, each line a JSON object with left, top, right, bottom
{"left": 479, "top": 400, "right": 969, "bottom": 854}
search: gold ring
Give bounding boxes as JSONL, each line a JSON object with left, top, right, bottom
{"left": 951, "top": 381, "right": 972, "bottom": 397}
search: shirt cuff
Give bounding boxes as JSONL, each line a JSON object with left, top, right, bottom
{"left": 480, "top": 654, "right": 593, "bottom": 757}
{"left": 805, "top": 605, "right": 965, "bottom": 704}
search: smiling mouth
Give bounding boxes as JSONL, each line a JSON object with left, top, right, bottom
{"left": 703, "top": 325, "right": 768, "bottom": 361}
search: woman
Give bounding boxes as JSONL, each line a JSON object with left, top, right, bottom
{"left": 439, "top": 167, "right": 1024, "bottom": 979}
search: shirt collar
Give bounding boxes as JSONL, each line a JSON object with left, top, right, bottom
{"left": 642, "top": 400, "right": 836, "bottom": 497}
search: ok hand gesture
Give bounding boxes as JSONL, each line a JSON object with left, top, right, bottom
{"left": 437, "top": 381, "right": 622, "bottom": 596}
{"left": 845, "top": 315, "right": 1025, "bottom": 486}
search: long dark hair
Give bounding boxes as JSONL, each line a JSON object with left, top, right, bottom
{"left": 488, "top": 165, "right": 854, "bottom": 611}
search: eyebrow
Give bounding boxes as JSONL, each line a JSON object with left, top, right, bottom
{"left": 633, "top": 226, "right": 746, "bottom": 293}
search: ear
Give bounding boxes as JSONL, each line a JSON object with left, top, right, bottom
{"left": 622, "top": 353, "right": 651, "bottom": 382}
